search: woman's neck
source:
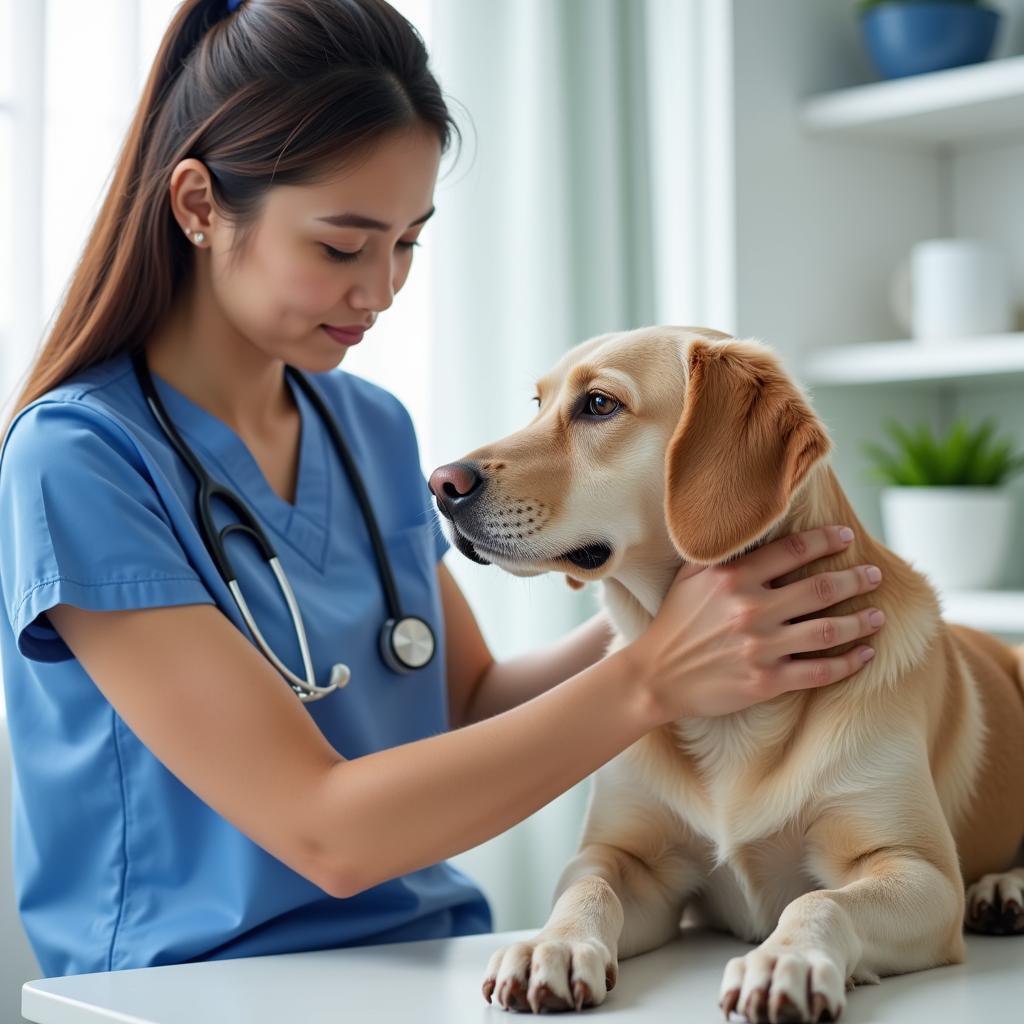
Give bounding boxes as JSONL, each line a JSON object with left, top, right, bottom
{"left": 144, "top": 280, "right": 295, "bottom": 440}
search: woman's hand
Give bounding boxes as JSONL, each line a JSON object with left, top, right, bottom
{"left": 629, "top": 525, "right": 884, "bottom": 723}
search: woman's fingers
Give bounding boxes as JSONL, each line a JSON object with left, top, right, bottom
{"left": 738, "top": 525, "right": 854, "bottom": 586}
{"left": 773, "top": 644, "right": 877, "bottom": 694}
{"left": 774, "top": 563, "right": 883, "bottom": 620}
{"left": 776, "top": 607, "right": 885, "bottom": 657}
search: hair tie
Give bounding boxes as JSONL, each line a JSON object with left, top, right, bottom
{"left": 227, "top": 0, "right": 244, "bottom": 11}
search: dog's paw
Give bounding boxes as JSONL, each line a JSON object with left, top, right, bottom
{"left": 719, "top": 945, "right": 845, "bottom": 1023}
{"left": 482, "top": 935, "right": 617, "bottom": 1013}
{"left": 966, "top": 868, "right": 1024, "bottom": 935}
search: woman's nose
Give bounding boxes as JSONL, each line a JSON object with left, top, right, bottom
{"left": 350, "top": 257, "right": 396, "bottom": 313}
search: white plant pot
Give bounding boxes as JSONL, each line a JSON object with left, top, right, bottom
{"left": 880, "top": 487, "right": 1014, "bottom": 591}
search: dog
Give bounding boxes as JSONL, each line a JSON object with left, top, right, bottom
{"left": 428, "top": 326, "right": 1024, "bottom": 1022}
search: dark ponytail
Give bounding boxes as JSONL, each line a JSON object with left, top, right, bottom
{"left": 3, "top": 0, "right": 460, "bottom": 440}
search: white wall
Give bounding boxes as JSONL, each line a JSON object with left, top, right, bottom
{"left": 729, "top": 0, "right": 1024, "bottom": 570}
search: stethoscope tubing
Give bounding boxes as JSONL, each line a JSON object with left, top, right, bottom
{"left": 130, "top": 348, "right": 433, "bottom": 700}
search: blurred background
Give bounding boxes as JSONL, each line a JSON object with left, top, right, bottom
{"left": 2, "top": 0, "right": 1024, "bottom": 1012}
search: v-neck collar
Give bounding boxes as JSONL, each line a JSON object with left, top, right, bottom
{"left": 143, "top": 362, "right": 331, "bottom": 571}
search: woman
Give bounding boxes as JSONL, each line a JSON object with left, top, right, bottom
{"left": 0, "top": 0, "right": 885, "bottom": 978}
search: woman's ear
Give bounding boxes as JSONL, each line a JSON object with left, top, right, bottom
{"left": 664, "top": 338, "right": 832, "bottom": 564}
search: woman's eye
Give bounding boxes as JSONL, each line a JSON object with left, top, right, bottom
{"left": 323, "top": 244, "right": 361, "bottom": 263}
{"left": 322, "top": 240, "right": 421, "bottom": 263}
{"left": 585, "top": 393, "right": 620, "bottom": 417}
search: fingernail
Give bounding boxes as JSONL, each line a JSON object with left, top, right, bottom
{"left": 838, "top": 526, "right": 854, "bottom": 543}
{"left": 865, "top": 566, "right": 882, "bottom": 583}
{"left": 860, "top": 646, "right": 875, "bottom": 662}
{"left": 868, "top": 609, "right": 885, "bottom": 627}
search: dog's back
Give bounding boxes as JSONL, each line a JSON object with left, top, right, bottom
{"left": 943, "top": 624, "right": 1024, "bottom": 883}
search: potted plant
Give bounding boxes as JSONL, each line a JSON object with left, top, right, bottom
{"left": 856, "top": 0, "right": 1002, "bottom": 80}
{"left": 863, "top": 416, "right": 1024, "bottom": 590}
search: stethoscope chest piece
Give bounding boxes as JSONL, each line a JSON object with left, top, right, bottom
{"left": 380, "top": 616, "right": 435, "bottom": 673}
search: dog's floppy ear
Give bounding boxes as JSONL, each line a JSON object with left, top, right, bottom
{"left": 665, "top": 338, "right": 832, "bottom": 564}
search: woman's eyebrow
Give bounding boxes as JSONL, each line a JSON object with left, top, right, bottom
{"left": 316, "top": 207, "right": 435, "bottom": 230}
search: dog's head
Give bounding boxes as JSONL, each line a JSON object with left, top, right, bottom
{"left": 429, "top": 326, "right": 832, "bottom": 582}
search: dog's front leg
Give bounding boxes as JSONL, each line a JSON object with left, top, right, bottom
{"left": 719, "top": 806, "right": 964, "bottom": 1023}
{"left": 484, "top": 771, "right": 706, "bottom": 1013}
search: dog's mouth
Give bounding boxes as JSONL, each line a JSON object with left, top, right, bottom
{"left": 449, "top": 525, "right": 613, "bottom": 573}
{"left": 451, "top": 529, "right": 491, "bottom": 566}
{"left": 562, "top": 543, "right": 613, "bottom": 570}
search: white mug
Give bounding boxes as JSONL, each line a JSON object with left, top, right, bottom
{"left": 910, "top": 238, "right": 1013, "bottom": 342}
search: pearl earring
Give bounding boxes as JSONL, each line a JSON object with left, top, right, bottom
{"left": 184, "top": 228, "right": 206, "bottom": 245}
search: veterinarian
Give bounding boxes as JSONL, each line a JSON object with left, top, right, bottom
{"left": 0, "top": 0, "right": 887, "bottom": 979}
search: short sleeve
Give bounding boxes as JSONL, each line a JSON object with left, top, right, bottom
{"left": 0, "top": 401, "right": 214, "bottom": 663}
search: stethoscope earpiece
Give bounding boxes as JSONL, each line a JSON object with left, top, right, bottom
{"left": 329, "top": 663, "right": 352, "bottom": 689}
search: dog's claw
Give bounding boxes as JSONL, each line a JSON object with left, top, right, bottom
{"left": 527, "top": 982, "right": 544, "bottom": 1014}
{"left": 572, "top": 979, "right": 591, "bottom": 1011}
{"left": 747, "top": 986, "right": 768, "bottom": 1022}
{"left": 769, "top": 991, "right": 803, "bottom": 1023}
{"left": 482, "top": 977, "right": 495, "bottom": 1004}
{"left": 720, "top": 987, "right": 739, "bottom": 1018}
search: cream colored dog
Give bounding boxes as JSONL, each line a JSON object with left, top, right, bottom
{"left": 431, "top": 326, "right": 1024, "bottom": 1022}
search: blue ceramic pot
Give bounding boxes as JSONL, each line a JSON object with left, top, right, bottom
{"left": 862, "top": 2, "right": 1001, "bottom": 79}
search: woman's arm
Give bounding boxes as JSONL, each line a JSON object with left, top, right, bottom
{"left": 47, "top": 597, "right": 656, "bottom": 902}
{"left": 47, "top": 525, "right": 884, "bottom": 902}
{"left": 439, "top": 561, "right": 614, "bottom": 728}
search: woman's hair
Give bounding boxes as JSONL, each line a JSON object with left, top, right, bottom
{"left": 2, "top": 0, "right": 460, "bottom": 440}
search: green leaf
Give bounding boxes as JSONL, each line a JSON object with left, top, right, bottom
{"left": 913, "top": 421, "right": 945, "bottom": 484}
{"left": 862, "top": 441, "right": 913, "bottom": 485}
{"left": 863, "top": 415, "right": 1024, "bottom": 487}
{"left": 977, "top": 438, "right": 1013, "bottom": 485}
{"left": 960, "top": 419, "right": 997, "bottom": 485}
{"left": 942, "top": 418, "right": 970, "bottom": 485}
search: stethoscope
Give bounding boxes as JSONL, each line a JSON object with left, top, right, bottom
{"left": 131, "top": 349, "right": 436, "bottom": 702}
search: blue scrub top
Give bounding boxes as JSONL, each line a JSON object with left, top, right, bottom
{"left": 0, "top": 350, "right": 492, "bottom": 977}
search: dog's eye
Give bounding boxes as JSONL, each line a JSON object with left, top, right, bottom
{"left": 584, "top": 393, "right": 620, "bottom": 417}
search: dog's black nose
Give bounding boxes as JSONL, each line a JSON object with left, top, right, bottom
{"left": 428, "top": 462, "right": 484, "bottom": 518}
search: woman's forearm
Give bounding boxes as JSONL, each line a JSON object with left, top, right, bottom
{"left": 462, "top": 610, "right": 615, "bottom": 724}
{"left": 310, "top": 640, "right": 656, "bottom": 898}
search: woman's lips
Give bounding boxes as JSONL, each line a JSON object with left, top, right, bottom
{"left": 321, "top": 324, "right": 366, "bottom": 345}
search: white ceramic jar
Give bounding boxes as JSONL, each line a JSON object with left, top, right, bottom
{"left": 910, "top": 238, "right": 1013, "bottom": 342}
{"left": 881, "top": 486, "right": 1014, "bottom": 590}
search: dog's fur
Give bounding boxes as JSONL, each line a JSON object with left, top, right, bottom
{"left": 434, "top": 326, "right": 1024, "bottom": 1022}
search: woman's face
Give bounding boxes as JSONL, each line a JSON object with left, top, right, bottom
{"left": 212, "top": 126, "right": 442, "bottom": 371}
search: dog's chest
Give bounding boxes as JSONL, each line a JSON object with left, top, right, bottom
{"left": 662, "top": 710, "right": 817, "bottom": 849}
{"left": 638, "top": 718, "right": 826, "bottom": 940}
{"left": 692, "top": 825, "right": 822, "bottom": 942}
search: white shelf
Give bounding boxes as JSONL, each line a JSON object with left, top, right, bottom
{"left": 939, "top": 590, "right": 1024, "bottom": 635}
{"left": 802, "top": 55, "right": 1024, "bottom": 147}
{"left": 798, "top": 333, "right": 1024, "bottom": 387}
